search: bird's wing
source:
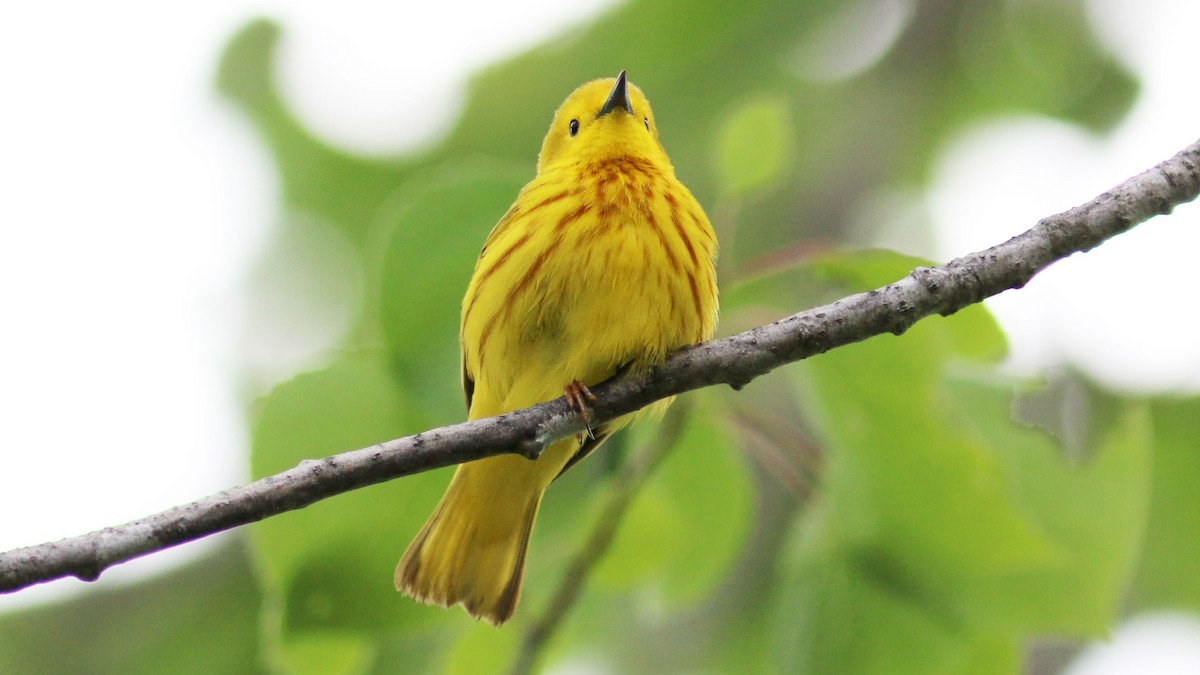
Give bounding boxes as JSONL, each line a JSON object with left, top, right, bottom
{"left": 461, "top": 200, "right": 524, "bottom": 413}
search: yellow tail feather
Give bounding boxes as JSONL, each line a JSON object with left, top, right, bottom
{"left": 395, "top": 450, "right": 558, "bottom": 625}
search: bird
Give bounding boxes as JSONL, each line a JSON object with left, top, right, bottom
{"left": 395, "top": 71, "right": 718, "bottom": 625}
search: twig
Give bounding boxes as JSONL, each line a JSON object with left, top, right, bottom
{"left": 509, "top": 401, "right": 693, "bottom": 675}
{"left": 1, "top": 138, "right": 1197, "bottom": 593}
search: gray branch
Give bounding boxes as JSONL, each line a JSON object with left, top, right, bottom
{"left": 2, "top": 138, "right": 1198, "bottom": 595}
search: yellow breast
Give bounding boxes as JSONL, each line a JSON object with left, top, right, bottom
{"left": 461, "top": 157, "right": 717, "bottom": 408}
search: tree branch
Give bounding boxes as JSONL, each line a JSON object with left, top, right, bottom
{"left": 2, "top": 138, "right": 1197, "bottom": 595}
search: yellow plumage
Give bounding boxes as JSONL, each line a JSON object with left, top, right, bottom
{"left": 396, "top": 71, "right": 718, "bottom": 625}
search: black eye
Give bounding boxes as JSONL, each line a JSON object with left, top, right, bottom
{"left": 569, "top": 119, "right": 579, "bottom": 136}
{"left": 644, "top": 117, "right": 650, "bottom": 131}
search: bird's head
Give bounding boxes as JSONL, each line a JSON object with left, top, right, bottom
{"left": 537, "top": 71, "right": 670, "bottom": 173}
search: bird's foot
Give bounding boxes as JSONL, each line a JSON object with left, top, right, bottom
{"left": 564, "top": 380, "right": 597, "bottom": 439}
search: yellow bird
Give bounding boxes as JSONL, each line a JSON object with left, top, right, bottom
{"left": 396, "top": 71, "right": 719, "bottom": 625}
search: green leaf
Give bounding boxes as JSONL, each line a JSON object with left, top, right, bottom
{"left": 375, "top": 162, "right": 530, "bottom": 417}
{"left": 444, "top": 622, "right": 519, "bottom": 675}
{"left": 772, "top": 253, "right": 1150, "bottom": 672}
{"left": 248, "top": 356, "right": 455, "bottom": 674}
{"left": 800, "top": 329, "right": 1057, "bottom": 585}
{"left": 713, "top": 93, "right": 793, "bottom": 199}
{"left": 275, "top": 634, "right": 374, "bottom": 675}
{"left": 778, "top": 553, "right": 1015, "bottom": 675}
{"left": 1126, "top": 397, "right": 1200, "bottom": 611}
{"left": 593, "top": 398, "right": 752, "bottom": 604}
{"left": 955, "top": 0, "right": 1137, "bottom": 130}
{"left": 946, "top": 376, "right": 1150, "bottom": 633}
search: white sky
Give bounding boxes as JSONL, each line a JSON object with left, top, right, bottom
{"left": 0, "top": 0, "right": 1196, "bottom": 667}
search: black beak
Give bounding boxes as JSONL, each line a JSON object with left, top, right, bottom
{"left": 597, "top": 70, "right": 633, "bottom": 117}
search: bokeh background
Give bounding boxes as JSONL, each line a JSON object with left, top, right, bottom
{"left": 2, "top": 0, "right": 1199, "bottom": 673}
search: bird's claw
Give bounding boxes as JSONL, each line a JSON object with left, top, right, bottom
{"left": 564, "top": 380, "right": 597, "bottom": 439}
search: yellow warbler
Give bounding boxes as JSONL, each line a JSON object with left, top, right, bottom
{"left": 396, "top": 71, "right": 719, "bottom": 625}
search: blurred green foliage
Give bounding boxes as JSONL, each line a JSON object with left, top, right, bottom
{"left": 5, "top": 1, "right": 1200, "bottom": 674}
{"left": 0, "top": 544, "right": 263, "bottom": 675}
